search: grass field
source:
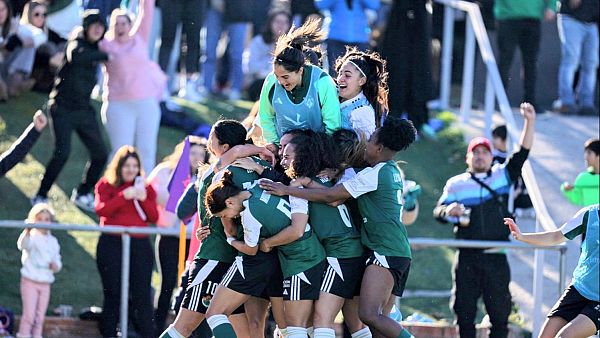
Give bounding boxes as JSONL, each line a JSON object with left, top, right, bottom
{"left": 0, "top": 92, "right": 466, "bottom": 320}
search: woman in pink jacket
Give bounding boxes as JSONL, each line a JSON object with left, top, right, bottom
{"left": 99, "top": 0, "right": 166, "bottom": 175}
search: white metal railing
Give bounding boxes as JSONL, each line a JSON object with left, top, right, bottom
{"left": 0, "top": 220, "right": 182, "bottom": 338}
{"left": 434, "top": 1, "right": 561, "bottom": 336}
{"left": 0, "top": 221, "right": 567, "bottom": 337}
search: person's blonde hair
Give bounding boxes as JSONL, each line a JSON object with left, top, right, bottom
{"left": 105, "top": 8, "right": 132, "bottom": 40}
{"left": 20, "top": 1, "right": 47, "bottom": 29}
{"left": 26, "top": 203, "right": 55, "bottom": 224}
{"left": 104, "top": 145, "right": 143, "bottom": 186}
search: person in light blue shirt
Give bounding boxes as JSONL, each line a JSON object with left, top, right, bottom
{"left": 315, "top": 0, "right": 379, "bottom": 76}
{"left": 504, "top": 205, "right": 599, "bottom": 338}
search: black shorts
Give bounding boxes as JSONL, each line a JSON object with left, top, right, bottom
{"left": 548, "top": 284, "right": 600, "bottom": 330}
{"left": 181, "top": 258, "right": 244, "bottom": 314}
{"left": 221, "top": 251, "right": 282, "bottom": 298}
{"left": 320, "top": 256, "right": 365, "bottom": 299}
{"left": 366, "top": 252, "right": 411, "bottom": 297}
{"left": 283, "top": 260, "right": 326, "bottom": 301}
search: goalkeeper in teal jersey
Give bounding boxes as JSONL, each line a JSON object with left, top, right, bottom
{"left": 261, "top": 116, "right": 418, "bottom": 338}
{"left": 279, "top": 131, "right": 369, "bottom": 338}
{"left": 202, "top": 171, "right": 325, "bottom": 338}
{"left": 161, "top": 120, "right": 276, "bottom": 338}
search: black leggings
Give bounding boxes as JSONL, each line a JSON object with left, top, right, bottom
{"left": 96, "top": 235, "right": 155, "bottom": 338}
{"left": 38, "top": 105, "right": 108, "bottom": 197}
{"left": 158, "top": 0, "right": 206, "bottom": 74}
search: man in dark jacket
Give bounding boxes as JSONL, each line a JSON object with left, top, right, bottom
{"left": 433, "top": 103, "right": 537, "bottom": 338}
{"left": 0, "top": 110, "right": 47, "bottom": 177}
{"left": 31, "top": 10, "right": 109, "bottom": 211}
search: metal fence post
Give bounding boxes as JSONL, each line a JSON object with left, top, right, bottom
{"left": 440, "top": 5, "right": 455, "bottom": 109}
{"left": 120, "top": 233, "right": 131, "bottom": 338}
{"left": 460, "top": 17, "right": 475, "bottom": 121}
{"left": 532, "top": 219, "right": 545, "bottom": 338}
{"left": 484, "top": 74, "right": 495, "bottom": 140}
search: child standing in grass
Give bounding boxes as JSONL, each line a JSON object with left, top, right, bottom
{"left": 16, "top": 203, "right": 62, "bottom": 338}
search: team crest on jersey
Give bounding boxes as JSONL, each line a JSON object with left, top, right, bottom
{"left": 283, "top": 280, "right": 291, "bottom": 288}
{"left": 201, "top": 295, "right": 212, "bottom": 308}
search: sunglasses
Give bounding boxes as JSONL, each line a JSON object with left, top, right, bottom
{"left": 33, "top": 12, "right": 46, "bottom": 17}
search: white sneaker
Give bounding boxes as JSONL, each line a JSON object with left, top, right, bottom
{"left": 31, "top": 195, "right": 48, "bottom": 206}
{"left": 71, "top": 189, "right": 95, "bottom": 212}
{"left": 178, "top": 81, "right": 205, "bottom": 102}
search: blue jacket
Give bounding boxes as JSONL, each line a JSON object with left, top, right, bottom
{"left": 316, "top": 0, "right": 380, "bottom": 43}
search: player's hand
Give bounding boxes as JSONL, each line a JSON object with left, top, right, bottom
{"left": 232, "top": 157, "right": 262, "bottom": 173}
{"left": 265, "top": 143, "right": 279, "bottom": 157}
{"left": 259, "top": 179, "right": 288, "bottom": 196}
{"left": 258, "top": 147, "right": 276, "bottom": 167}
{"left": 259, "top": 239, "right": 273, "bottom": 253}
{"left": 504, "top": 218, "right": 522, "bottom": 241}
{"left": 33, "top": 110, "right": 47, "bottom": 131}
{"left": 446, "top": 202, "right": 465, "bottom": 217}
{"left": 520, "top": 102, "right": 536, "bottom": 122}
{"left": 562, "top": 182, "right": 574, "bottom": 191}
{"left": 196, "top": 226, "right": 210, "bottom": 241}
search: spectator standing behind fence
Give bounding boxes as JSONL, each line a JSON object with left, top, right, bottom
{"left": 433, "top": 103, "right": 536, "bottom": 338}
{"left": 0, "top": 0, "right": 18, "bottom": 101}
{"left": 244, "top": 9, "right": 291, "bottom": 102}
{"left": 147, "top": 137, "right": 209, "bottom": 335}
{"left": 99, "top": 0, "right": 166, "bottom": 175}
{"left": 6, "top": 1, "right": 47, "bottom": 97}
{"left": 157, "top": 0, "right": 206, "bottom": 102}
{"left": 504, "top": 205, "right": 599, "bottom": 338}
{"left": 258, "top": 18, "right": 341, "bottom": 149}
{"left": 315, "top": 0, "right": 379, "bottom": 77}
{"left": 199, "top": 0, "right": 251, "bottom": 101}
{"left": 31, "top": 10, "right": 109, "bottom": 210}
{"left": 561, "top": 138, "right": 599, "bottom": 206}
{"left": 554, "top": 0, "right": 599, "bottom": 116}
{"left": 94, "top": 145, "right": 158, "bottom": 338}
{"left": 16, "top": 203, "right": 62, "bottom": 338}
{"left": 494, "top": 0, "right": 556, "bottom": 112}
{"left": 0, "top": 110, "right": 46, "bottom": 177}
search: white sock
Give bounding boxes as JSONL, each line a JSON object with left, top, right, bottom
{"left": 287, "top": 326, "right": 308, "bottom": 338}
{"left": 351, "top": 327, "right": 372, "bottom": 338}
{"left": 307, "top": 326, "right": 314, "bottom": 338}
{"left": 163, "top": 325, "right": 185, "bottom": 338}
{"left": 206, "top": 314, "right": 230, "bottom": 330}
{"left": 313, "top": 327, "right": 335, "bottom": 338}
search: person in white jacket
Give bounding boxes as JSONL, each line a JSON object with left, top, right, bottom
{"left": 16, "top": 203, "right": 61, "bottom": 338}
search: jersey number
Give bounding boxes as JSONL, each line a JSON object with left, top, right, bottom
{"left": 276, "top": 199, "right": 291, "bottom": 218}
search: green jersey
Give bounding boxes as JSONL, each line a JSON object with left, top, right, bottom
{"left": 243, "top": 186, "right": 325, "bottom": 277}
{"left": 195, "top": 163, "right": 238, "bottom": 263}
{"left": 291, "top": 177, "right": 363, "bottom": 259}
{"left": 342, "top": 161, "right": 411, "bottom": 258}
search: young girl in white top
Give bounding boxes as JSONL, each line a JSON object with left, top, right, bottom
{"left": 335, "top": 47, "right": 389, "bottom": 139}
{"left": 16, "top": 203, "right": 62, "bottom": 338}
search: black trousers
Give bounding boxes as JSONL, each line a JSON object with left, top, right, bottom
{"left": 153, "top": 235, "right": 190, "bottom": 334}
{"left": 497, "top": 19, "right": 541, "bottom": 106}
{"left": 451, "top": 250, "right": 512, "bottom": 338}
{"left": 158, "top": 0, "right": 206, "bottom": 74}
{"left": 96, "top": 235, "right": 155, "bottom": 338}
{"left": 38, "top": 104, "right": 108, "bottom": 197}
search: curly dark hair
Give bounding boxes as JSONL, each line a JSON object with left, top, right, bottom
{"left": 377, "top": 116, "right": 417, "bottom": 152}
{"left": 273, "top": 17, "right": 324, "bottom": 72}
{"left": 285, "top": 131, "right": 333, "bottom": 179}
{"left": 335, "top": 46, "right": 389, "bottom": 127}
{"left": 205, "top": 171, "right": 243, "bottom": 216}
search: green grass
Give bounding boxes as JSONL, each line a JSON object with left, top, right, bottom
{"left": 0, "top": 93, "right": 467, "bottom": 321}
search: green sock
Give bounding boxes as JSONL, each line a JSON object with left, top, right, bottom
{"left": 398, "top": 328, "right": 414, "bottom": 338}
{"left": 207, "top": 314, "right": 237, "bottom": 338}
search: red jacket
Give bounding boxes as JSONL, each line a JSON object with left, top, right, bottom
{"left": 95, "top": 177, "right": 159, "bottom": 236}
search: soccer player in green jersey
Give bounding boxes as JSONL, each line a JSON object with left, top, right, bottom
{"left": 260, "top": 116, "right": 417, "bottom": 338}
{"left": 203, "top": 171, "right": 326, "bottom": 338}
{"left": 280, "top": 131, "right": 370, "bottom": 338}
{"left": 162, "top": 120, "right": 272, "bottom": 338}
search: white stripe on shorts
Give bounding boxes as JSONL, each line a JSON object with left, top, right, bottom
{"left": 221, "top": 262, "right": 238, "bottom": 288}
{"left": 188, "top": 283, "right": 202, "bottom": 311}
{"left": 320, "top": 265, "right": 336, "bottom": 294}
